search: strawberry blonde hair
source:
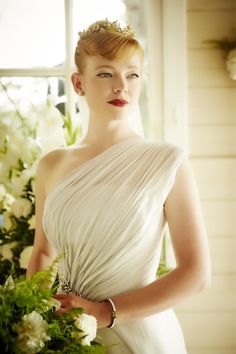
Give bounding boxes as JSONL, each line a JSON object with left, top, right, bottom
{"left": 74, "top": 20, "right": 144, "bottom": 74}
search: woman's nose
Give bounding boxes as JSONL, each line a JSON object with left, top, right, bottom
{"left": 113, "top": 77, "right": 127, "bottom": 93}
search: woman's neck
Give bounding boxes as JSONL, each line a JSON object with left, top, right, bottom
{"left": 82, "top": 118, "right": 140, "bottom": 146}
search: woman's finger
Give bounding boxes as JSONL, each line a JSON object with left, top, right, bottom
{"left": 53, "top": 293, "right": 68, "bottom": 300}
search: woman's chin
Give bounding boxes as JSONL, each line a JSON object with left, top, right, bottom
{"left": 107, "top": 107, "right": 132, "bottom": 120}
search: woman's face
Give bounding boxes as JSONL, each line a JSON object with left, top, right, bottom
{"left": 74, "top": 51, "right": 143, "bottom": 121}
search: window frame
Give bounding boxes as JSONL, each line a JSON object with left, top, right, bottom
{"left": 0, "top": 0, "right": 76, "bottom": 120}
{"left": 0, "top": 0, "right": 188, "bottom": 147}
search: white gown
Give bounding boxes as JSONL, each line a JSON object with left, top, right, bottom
{"left": 43, "top": 138, "right": 188, "bottom": 354}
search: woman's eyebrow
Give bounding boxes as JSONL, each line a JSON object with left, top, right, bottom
{"left": 95, "top": 65, "right": 140, "bottom": 70}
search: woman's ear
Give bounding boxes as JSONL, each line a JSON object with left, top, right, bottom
{"left": 71, "top": 72, "right": 85, "bottom": 96}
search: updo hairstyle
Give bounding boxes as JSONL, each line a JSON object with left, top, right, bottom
{"left": 74, "top": 19, "right": 144, "bottom": 74}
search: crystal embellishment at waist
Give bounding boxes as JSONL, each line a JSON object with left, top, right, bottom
{"left": 59, "top": 278, "right": 82, "bottom": 297}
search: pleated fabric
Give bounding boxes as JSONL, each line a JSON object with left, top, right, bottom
{"left": 43, "top": 138, "right": 187, "bottom": 354}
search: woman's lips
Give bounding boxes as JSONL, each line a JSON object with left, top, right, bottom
{"left": 108, "top": 99, "right": 128, "bottom": 107}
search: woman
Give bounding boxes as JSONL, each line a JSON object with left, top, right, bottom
{"left": 27, "top": 19, "right": 211, "bottom": 353}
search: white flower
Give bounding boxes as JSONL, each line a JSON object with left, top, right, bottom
{"left": 0, "top": 244, "right": 13, "bottom": 261}
{"left": 13, "top": 311, "right": 50, "bottom": 354}
{"left": 30, "top": 178, "right": 36, "bottom": 195}
{"left": 10, "top": 177, "right": 28, "bottom": 199}
{"left": 4, "top": 275, "right": 15, "bottom": 290}
{"left": 12, "top": 197, "right": 32, "bottom": 218}
{"left": 0, "top": 183, "right": 6, "bottom": 199}
{"left": 0, "top": 185, "right": 14, "bottom": 212}
{"left": 42, "top": 297, "right": 61, "bottom": 312}
{"left": 19, "top": 246, "right": 33, "bottom": 269}
{"left": 28, "top": 215, "right": 35, "bottom": 230}
{"left": 50, "top": 298, "right": 61, "bottom": 311}
{"left": 10, "top": 168, "right": 34, "bottom": 198}
{"left": 0, "top": 241, "right": 17, "bottom": 261}
{"left": 74, "top": 313, "right": 97, "bottom": 346}
{"left": 35, "top": 101, "right": 66, "bottom": 154}
{"left": 0, "top": 184, "right": 6, "bottom": 210}
{"left": 2, "top": 192, "right": 15, "bottom": 210}
{"left": 2, "top": 211, "right": 15, "bottom": 230}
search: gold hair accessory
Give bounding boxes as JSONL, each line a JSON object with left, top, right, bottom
{"left": 79, "top": 19, "right": 135, "bottom": 40}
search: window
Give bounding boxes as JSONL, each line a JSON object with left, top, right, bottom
{"left": 0, "top": 0, "right": 141, "bottom": 136}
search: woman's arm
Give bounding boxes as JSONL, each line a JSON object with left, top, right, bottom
{"left": 108, "top": 159, "right": 211, "bottom": 323}
{"left": 26, "top": 157, "right": 56, "bottom": 278}
{"left": 55, "top": 159, "right": 211, "bottom": 328}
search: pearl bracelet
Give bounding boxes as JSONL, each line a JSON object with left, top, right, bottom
{"left": 103, "top": 298, "right": 117, "bottom": 328}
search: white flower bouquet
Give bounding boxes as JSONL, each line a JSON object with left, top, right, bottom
{"left": 0, "top": 78, "right": 80, "bottom": 282}
{"left": 0, "top": 262, "right": 106, "bottom": 354}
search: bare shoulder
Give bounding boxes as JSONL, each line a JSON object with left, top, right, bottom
{"left": 36, "top": 147, "right": 74, "bottom": 196}
{"left": 165, "top": 158, "right": 199, "bottom": 210}
{"left": 38, "top": 148, "right": 67, "bottom": 169}
{"left": 37, "top": 144, "right": 93, "bottom": 196}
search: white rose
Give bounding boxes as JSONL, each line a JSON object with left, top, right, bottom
{"left": 0, "top": 187, "right": 14, "bottom": 210}
{"left": 0, "top": 155, "right": 18, "bottom": 182}
{"left": 28, "top": 215, "right": 35, "bottom": 230}
{"left": 0, "top": 241, "right": 17, "bottom": 261}
{"left": 0, "top": 183, "right": 6, "bottom": 199}
{"left": 0, "top": 184, "right": 6, "bottom": 210}
{"left": 10, "top": 168, "right": 35, "bottom": 198}
{"left": 3, "top": 136, "right": 25, "bottom": 169}
{"left": 10, "top": 176, "right": 29, "bottom": 198}
{"left": 3, "top": 193, "right": 15, "bottom": 211}
{"left": 15, "top": 137, "right": 41, "bottom": 166}
{"left": 74, "top": 313, "right": 97, "bottom": 346}
{"left": 31, "top": 178, "right": 36, "bottom": 195}
{"left": 13, "top": 311, "right": 50, "bottom": 354}
{"left": 2, "top": 211, "right": 15, "bottom": 230}
{"left": 19, "top": 246, "right": 34, "bottom": 269}
{"left": 28, "top": 162, "right": 38, "bottom": 181}
{"left": 12, "top": 198, "right": 32, "bottom": 218}
{"left": 36, "top": 104, "right": 66, "bottom": 154}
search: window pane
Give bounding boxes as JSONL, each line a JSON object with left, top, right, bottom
{"left": 0, "top": 0, "right": 65, "bottom": 68}
{"left": 73, "top": 0, "right": 126, "bottom": 46}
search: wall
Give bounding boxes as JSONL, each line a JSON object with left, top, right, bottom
{"left": 175, "top": 1, "right": 236, "bottom": 354}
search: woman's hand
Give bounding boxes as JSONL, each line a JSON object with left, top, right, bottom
{"left": 53, "top": 293, "right": 111, "bottom": 329}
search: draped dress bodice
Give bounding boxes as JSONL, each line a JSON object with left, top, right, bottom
{"left": 43, "top": 138, "right": 187, "bottom": 354}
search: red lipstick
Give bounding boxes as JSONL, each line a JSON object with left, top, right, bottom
{"left": 108, "top": 99, "right": 128, "bottom": 107}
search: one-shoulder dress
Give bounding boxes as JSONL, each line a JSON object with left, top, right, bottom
{"left": 43, "top": 138, "right": 188, "bottom": 354}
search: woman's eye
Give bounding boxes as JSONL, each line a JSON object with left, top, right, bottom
{"left": 97, "top": 73, "right": 112, "bottom": 78}
{"left": 128, "top": 73, "right": 139, "bottom": 79}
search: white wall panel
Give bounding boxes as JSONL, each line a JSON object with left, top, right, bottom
{"left": 188, "top": 88, "right": 236, "bottom": 125}
{"left": 188, "top": 69, "right": 236, "bottom": 88}
{"left": 188, "top": 49, "right": 226, "bottom": 70}
{"left": 188, "top": 0, "right": 236, "bottom": 10}
{"left": 209, "top": 238, "right": 236, "bottom": 274}
{"left": 175, "top": 274, "right": 236, "bottom": 311}
{"left": 187, "top": 1, "right": 236, "bottom": 353}
{"left": 188, "top": 349, "right": 236, "bottom": 354}
{"left": 188, "top": 12, "right": 236, "bottom": 49}
{"left": 189, "top": 126, "right": 236, "bottom": 156}
{"left": 202, "top": 201, "right": 236, "bottom": 238}
{"left": 177, "top": 312, "right": 236, "bottom": 347}
{"left": 191, "top": 159, "right": 236, "bottom": 201}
